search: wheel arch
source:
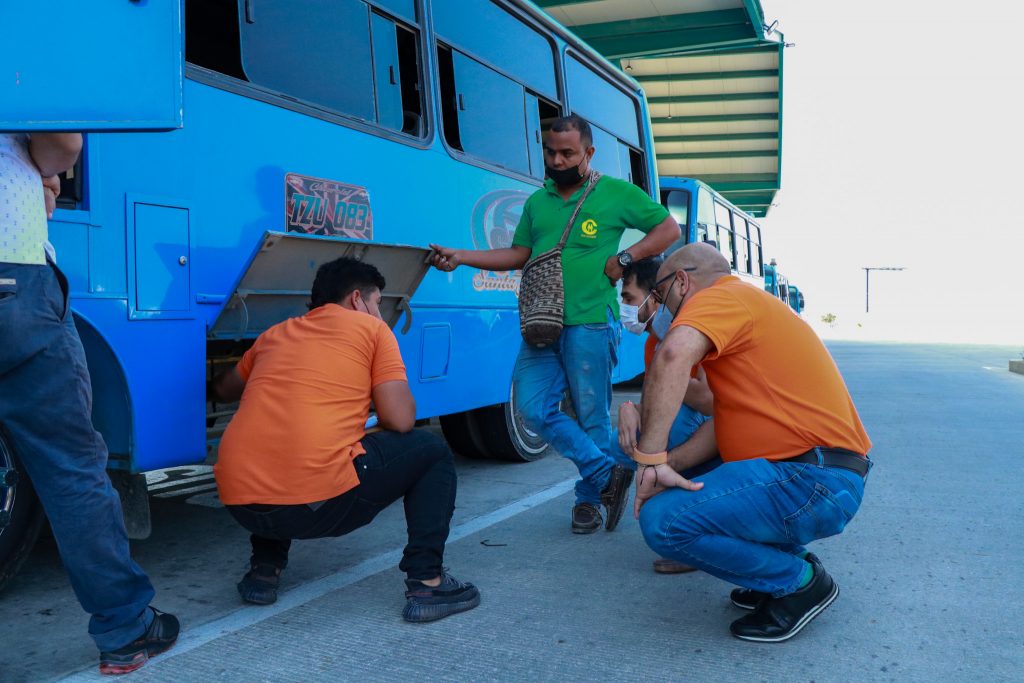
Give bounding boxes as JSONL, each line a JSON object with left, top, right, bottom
{"left": 71, "top": 309, "right": 134, "bottom": 469}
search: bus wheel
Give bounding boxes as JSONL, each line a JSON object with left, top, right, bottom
{"left": 0, "top": 428, "right": 45, "bottom": 593}
{"left": 439, "top": 411, "right": 488, "bottom": 459}
{"left": 474, "top": 382, "right": 551, "bottom": 463}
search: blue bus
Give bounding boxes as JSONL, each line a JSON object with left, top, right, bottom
{"left": 659, "top": 177, "right": 766, "bottom": 288}
{"left": 764, "top": 259, "right": 804, "bottom": 314}
{"left": 0, "top": 0, "right": 660, "bottom": 582}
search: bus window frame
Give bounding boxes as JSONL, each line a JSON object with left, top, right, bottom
{"left": 183, "top": 0, "right": 436, "bottom": 152}
{"left": 432, "top": 0, "right": 565, "bottom": 186}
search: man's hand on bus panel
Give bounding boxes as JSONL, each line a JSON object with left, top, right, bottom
{"left": 428, "top": 243, "right": 530, "bottom": 273}
{"left": 603, "top": 215, "right": 682, "bottom": 286}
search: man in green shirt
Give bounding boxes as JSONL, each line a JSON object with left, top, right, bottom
{"left": 430, "top": 115, "right": 680, "bottom": 533}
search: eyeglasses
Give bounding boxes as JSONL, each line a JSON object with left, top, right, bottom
{"left": 650, "top": 268, "right": 696, "bottom": 304}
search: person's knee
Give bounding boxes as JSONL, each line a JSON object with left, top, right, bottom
{"left": 414, "top": 429, "right": 455, "bottom": 466}
{"left": 638, "top": 492, "right": 696, "bottom": 555}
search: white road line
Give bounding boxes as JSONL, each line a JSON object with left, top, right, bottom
{"left": 60, "top": 476, "right": 576, "bottom": 681}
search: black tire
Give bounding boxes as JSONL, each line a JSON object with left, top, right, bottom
{"left": 0, "top": 427, "right": 45, "bottom": 593}
{"left": 474, "top": 381, "right": 552, "bottom": 463}
{"left": 439, "top": 411, "right": 489, "bottom": 459}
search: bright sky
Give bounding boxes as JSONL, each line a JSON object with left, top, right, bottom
{"left": 760, "top": 0, "right": 1024, "bottom": 345}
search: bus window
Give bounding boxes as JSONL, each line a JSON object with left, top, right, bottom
{"left": 56, "top": 155, "right": 85, "bottom": 211}
{"left": 628, "top": 147, "right": 647, "bottom": 190}
{"left": 185, "top": 0, "right": 246, "bottom": 80}
{"left": 717, "top": 225, "right": 734, "bottom": 269}
{"left": 526, "top": 94, "right": 560, "bottom": 178}
{"left": 193, "top": 0, "right": 425, "bottom": 136}
{"left": 587, "top": 124, "right": 623, "bottom": 178}
{"left": 433, "top": 0, "right": 558, "bottom": 177}
{"left": 714, "top": 201, "right": 735, "bottom": 268}
{"left": 697, "top": 187, "right": 716, "bottom": 233}
{"left": 240, "top": 1, "right": 378, "bottom": 122}
{"left": 750, "top": 224, "right": 763, "bottom": 276}
{"left": 733, "top": 214, "right": 750, "bottom": 274}
{"left": 662, "top": 190, "right": 690, "bottom": 239}
{"left": 438, "top": 46, "right": 530, "bottom": 175}
{"left": 565, "top": 55, "right": 640, "bottom": 148}
{"left": 431, "top": 0, "right": 557, "bottom": 101}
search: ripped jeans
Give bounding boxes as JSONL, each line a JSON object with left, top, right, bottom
{"left": 513, "top": 309, "right": 620, "bottom": 505}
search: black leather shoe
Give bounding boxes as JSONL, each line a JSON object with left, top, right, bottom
{"left": 731, "top": 552, "right": 821, "bottom": 610}
{"left": 600, "top": 465, "right": 634, "bottom": 531}
{"left": 730, "top": 562, "right": 839, "bottom": 642}
{"left": 571, "top": 502, "right": 602, "bottom": 534}
{"left": 98, "top": 608, "right": 180, "bottom": 675}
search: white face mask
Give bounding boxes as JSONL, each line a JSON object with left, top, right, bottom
{"left": 620, "top": 304, "right": 646, "bottom": 335}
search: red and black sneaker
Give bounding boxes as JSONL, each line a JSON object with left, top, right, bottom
{"left": 98, "top": 607, "right": 179, "bottom": 675}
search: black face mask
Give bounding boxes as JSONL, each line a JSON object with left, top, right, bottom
{"left": 545, "top": 162, "right": 586, "bottom": 187}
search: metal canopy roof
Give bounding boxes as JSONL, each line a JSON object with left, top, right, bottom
{"left": 536, "top": 0, "right": 785, "bottom": 217}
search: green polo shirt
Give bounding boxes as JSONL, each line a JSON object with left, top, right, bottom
{"left": 512, "top": 176, "right": 669, "bottom": 325}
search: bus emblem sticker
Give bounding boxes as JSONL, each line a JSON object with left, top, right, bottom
{"left": 470, "top": 189, "right": 530, "bottom": 295}
{"left": 285, "top": 173, "right": 373, "bottom": 239}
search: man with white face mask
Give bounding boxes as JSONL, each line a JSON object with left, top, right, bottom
{"left": 615, "top": 257, "right": 718, "bottom": 573}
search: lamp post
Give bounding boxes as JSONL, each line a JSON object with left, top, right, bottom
{"left": 862, "top": 267, "right": 906, "bottom": 313}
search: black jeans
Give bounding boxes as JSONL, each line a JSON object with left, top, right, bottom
{"left": 227, "top": 429, "right": 456, "bottom": 581}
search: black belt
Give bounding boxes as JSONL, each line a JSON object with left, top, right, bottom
{"left": 777, "top": 447, "right": 869, "bottom": 477}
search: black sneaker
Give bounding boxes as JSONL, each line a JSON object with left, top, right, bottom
{"left": 600, "top": 465, "right": 634, "bottom": 531}
{"left": 730, "top": 562, "right": 839, "bottom": 642}
{"left": 237, "top": 562, "right": 283, "bottom": 605}
{"left": 571, "top": 502, "right": 602, "bottom": 534}
{"left": 403, "top": 572, "right": 481, "bottom": 623}
{"left": 730, "top": 552, "right": 821, "bottom": 610}
{"left": 98, "top": 607, "right": 180, "bottom": 675}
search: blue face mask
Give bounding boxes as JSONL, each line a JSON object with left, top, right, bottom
{"left": 650, "top": 303, "right": 674, "bottom": 340}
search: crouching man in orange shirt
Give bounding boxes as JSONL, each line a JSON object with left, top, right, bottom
{"left": 210, "top": 256, "right": 480, "bottom": 623}
{"left": 633, "top": 243, "right": 872, "bottom": 642}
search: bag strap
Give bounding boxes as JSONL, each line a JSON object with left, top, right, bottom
{"left": 555, "top": 170, "right": 601, "bottom": 250}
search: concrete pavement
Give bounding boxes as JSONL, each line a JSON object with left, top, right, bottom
{"left": 1, "top": 342, "right": 1022, "bottom": 681}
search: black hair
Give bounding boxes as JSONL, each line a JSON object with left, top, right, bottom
{"left": 549, "top": 114, "right": 593, "bottom": 148}
{"left": 622, "top": 256, "right": 664, "bottom": 292}
{"left": 308, "top": 256, "right": 386, "bottom": 310}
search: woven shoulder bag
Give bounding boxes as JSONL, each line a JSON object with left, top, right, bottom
{"left": 518, "top": 170, "right": 601, "bottom": 348}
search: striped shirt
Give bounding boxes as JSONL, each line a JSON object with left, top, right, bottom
{"left": 0, "top": 134, "right": 47, "bottom": 265}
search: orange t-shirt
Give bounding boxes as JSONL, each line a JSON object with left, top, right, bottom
{"left": 643, "top": 334, "right": 659, "bottom": 370}
{"left": 671, "top": 276, "right": 871, "bottom": 462}
{"left": 214, "top": 304, "right": 408, "bottom": 505}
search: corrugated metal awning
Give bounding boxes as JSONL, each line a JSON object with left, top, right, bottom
{"left": 536, "top": 0, "right": 785, "bottom": 217}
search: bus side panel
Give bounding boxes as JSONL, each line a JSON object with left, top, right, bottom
{"left": 71, "top": 299, "right": 207, "bottom": 472}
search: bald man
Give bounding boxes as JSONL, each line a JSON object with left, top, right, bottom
{"left": 630, "top": 243, "right": 872, "bottom": 643}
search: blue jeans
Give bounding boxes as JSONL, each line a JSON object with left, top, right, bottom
{"left": 0, "top": 262, "right": 155, "bottom": 651}
{"left": 610, "top": 403, "right": 711, "bottom": 472}
{"left": 639, "top": 454, "right": 867, "bottom": 596}
{"left": 513, "top": 310, "right": 620, "bottom": 505}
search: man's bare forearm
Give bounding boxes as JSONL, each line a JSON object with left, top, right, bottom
{"left": 668, "top": 419, "right": 717, "bottom": 472}
{"left": 637, "top": 326, "right": 712, "bottom": 455}
{"left": 29, "top": 133, "right": 83, "bottom": 177}
{"left": 625, "top": 216, "right": 681, "bottom": 261}
{"left": 458, "top": 247, "right": 530, "bottom": 271}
